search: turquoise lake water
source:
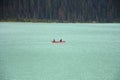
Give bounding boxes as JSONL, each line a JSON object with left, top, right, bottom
{"left": 0, "top": 22, "right": 120, "bottom": 80}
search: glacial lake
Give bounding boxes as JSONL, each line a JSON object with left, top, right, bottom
{"left": 0, "top": 22, "right": 120, "bottom": 80}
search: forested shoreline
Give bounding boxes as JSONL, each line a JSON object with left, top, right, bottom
{"left": 0, "top": 0, "right": 120, "bottom": 23}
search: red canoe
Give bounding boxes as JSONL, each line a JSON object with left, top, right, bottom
{"left": 52, "top": 41, "right": 66, "bottom": 43}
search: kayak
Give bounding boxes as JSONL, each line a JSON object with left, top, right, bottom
{"left": 52, "top": 41, "right": 66, "bottom": 43}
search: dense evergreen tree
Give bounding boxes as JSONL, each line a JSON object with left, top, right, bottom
{"left": 0, "top": 0, "right": 120, "bottom": 22}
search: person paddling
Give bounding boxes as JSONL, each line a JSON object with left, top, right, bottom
{"left": 53, "top": 39, "right": 55, "bottom": 42}
{"left": 60, "top": 39, "right": 62, "bottom": 42}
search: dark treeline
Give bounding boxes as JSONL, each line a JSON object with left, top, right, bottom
{"left": 0, "top": 0, "right": 120, "bottom": 22}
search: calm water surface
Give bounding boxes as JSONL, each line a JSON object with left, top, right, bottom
{"left": 0, "top": 22, "right": 120, "bottom": 80}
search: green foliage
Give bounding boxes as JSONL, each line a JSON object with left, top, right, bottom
{"left": 0, "top": 0, "right": 120, "bottom": 22}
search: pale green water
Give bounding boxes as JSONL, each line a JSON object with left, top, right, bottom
{"left": 0, "top": 22, "right": 120, "bottom": 80}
